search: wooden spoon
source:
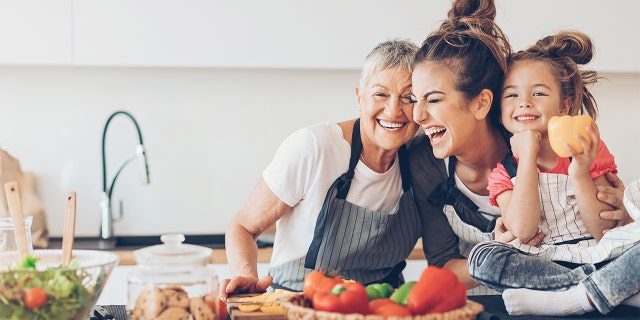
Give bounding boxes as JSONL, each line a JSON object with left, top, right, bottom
{"left": 62, "top": 192, "right": 77, "bottom": 266}
{"left": 4, "top": 181, "right": 30, "bottom": 260}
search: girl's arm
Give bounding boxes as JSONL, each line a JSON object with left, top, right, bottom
{"left": 568, "top": 124, "right": 616, "bottom": 241}
{"left": 499, "top": 131, "right": 543, "bottom": 243}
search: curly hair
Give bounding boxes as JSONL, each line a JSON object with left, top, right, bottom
{"left": 509, "top": 30, "right": 600, "bottom": 119}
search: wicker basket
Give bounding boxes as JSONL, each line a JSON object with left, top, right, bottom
{"left": 279, "top": 294, "right": 483, "bottom": 320}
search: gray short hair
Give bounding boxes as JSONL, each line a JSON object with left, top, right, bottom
{"left": 359, "top": 39, "right": 419, "bottom": 88}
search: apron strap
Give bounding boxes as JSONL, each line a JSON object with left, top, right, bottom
{"left": 428, "top": 156, "right": 497, "bottom": 232}
{"left": 336, "top": 119, "right": 362, "bottom": 199}
{"left": 502, "top": 152, "right": 518, "bottom": 179}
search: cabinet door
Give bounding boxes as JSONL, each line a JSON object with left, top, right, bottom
{"left": 0, "top": 1, "right": 72, "bottom": 65}
{"left": 72, "top": 0, "right": 639, "bottom": 71}
{"left": 71, "top": 0, "right": 448, "bottom": 69}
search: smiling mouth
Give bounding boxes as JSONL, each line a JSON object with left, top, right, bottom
{"left": 516, "top": 116, "right": 538, "bottom": 121}
{"left": 377, "top": 119, "right": 406, "bottom": 130}
{"left": 424, "top": 126, "right": 446, "bottom": 142}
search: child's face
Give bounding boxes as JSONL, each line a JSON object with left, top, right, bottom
{"left": 501, "top": 59, "right": 570, "bottom": 135}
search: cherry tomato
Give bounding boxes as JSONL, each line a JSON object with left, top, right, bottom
{"left": 24, "top": 287, "right": 48, "bottom": 309}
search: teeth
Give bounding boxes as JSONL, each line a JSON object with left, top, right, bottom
{"left": 424, "top": 126, "right": 445, "bottom": 136}
{"left": 516, "top": 116, "right": 537, "bottom": 121}
{"left": 378, "top": 120, "right": 404, "bottom": 129}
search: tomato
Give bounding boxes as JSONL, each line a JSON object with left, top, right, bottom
{"left": 204, "top": 294, "right": 227, "bottom": 320}
{"left": 302, "top": 271, "right": 343, "bottom": 300}
{"left": 369, "top": 298, "right": 412, "bottom": 317}
{"left": 23, "top": 287, "right": 48, "bottom": 309}
{"left": 548, "top": 114, "right": 593, "bottom": 158}
{"left": 375, "top": 304, "right": 412, "bottom": 317}
{"left": 312, "top": 282, "right": 370, "bottom": 314}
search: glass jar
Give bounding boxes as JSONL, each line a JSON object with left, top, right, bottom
{"left": 127, "top": 234, "right": 220, "bottom": 320}
{"left": 0, "top": 216, "right": 33, "bottom": 254}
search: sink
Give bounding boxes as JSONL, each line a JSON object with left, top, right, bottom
{"left": 47, "top": 234, "right": 228, "bottom": 250}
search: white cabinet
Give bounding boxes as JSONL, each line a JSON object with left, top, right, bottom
{"left": 2, "top": 0, "right": 639, "bottom": 71}
{"left": 71, "top": 0, "right": 442, "bottom": 69}
{"left": 0, "top": 0, "right": 72, "bottom": 65}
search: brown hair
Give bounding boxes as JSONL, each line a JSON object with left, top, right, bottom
{"left": 414, "top": 0, "right": 511, "bottom": 136}
{"left": 509, "top": 30, "right": 599, "bottom": 119}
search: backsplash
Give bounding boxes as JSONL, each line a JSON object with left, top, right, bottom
{"left": 0, "top": 67, "right": 638, "bottom": 237}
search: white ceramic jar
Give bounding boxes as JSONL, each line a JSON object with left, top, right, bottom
{"left": 127, "top": 234, "right": 219, "bottom": 320}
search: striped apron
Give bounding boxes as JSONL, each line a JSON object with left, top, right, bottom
{"left": 269, "top": 119, "right": 422, "bottom": 291}
{"left": 501, "top": 155, "right": 640, "bottom": 264}
{"left": 428, "top": 156, "right": 498, "bottom": 295}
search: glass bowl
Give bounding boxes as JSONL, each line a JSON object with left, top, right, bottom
{"left": 0, "top": 249, "right": 119, "bottom": 320}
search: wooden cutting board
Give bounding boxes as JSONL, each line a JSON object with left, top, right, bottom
{"left": 226, "top": 294, "right": 286, "bottom": 320}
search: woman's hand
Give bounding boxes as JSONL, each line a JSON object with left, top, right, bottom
{"left": 597, "top": 172, "right": 634, "bottom": 233}
{"left": 219, "top": 275, "right": 273, "bottom": 300}
{"left": 493, "top": 217, "right": 545, "bottom": 246}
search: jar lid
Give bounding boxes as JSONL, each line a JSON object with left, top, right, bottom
{"left": 133, "top": 234, "right": 212, "bottom": 266}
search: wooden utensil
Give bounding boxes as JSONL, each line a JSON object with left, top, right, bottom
{"left": 4, "top": 181, "right": 30, "bottom": 260}
{"left": 62, "top": 191, "right": 77, "bottom": 266}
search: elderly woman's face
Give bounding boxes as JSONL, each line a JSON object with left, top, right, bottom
{"left": 356, "top": 67, "right": 418, "bottom": 151}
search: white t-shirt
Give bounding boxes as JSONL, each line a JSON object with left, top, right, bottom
{"left": 263, "top": 122, "right": 403, "bottom": 267}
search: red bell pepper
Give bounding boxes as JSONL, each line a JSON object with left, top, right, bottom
{"left": 369, "top": 298, "right": 412, "bottom": 317}
{"left": 312, "top": 282, "right": 370, "bottom": 314}
{"left": 406, "top": 266, "right": 466, "bottom": 314}
{"left": 302, "top": 270, "right": 344, "bottom": 300}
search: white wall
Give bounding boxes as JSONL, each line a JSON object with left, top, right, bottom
{"left": 0, "top": 66, "right": 360, "bottom": 236}
{"left": 0, "top": 0, "right": 638, "bottom": 238}
{"left": 1, "top": 68, "right": 639, "bottom": 238}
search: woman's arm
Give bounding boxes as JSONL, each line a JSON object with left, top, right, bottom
{"left": 221, "top": 178, "right": 291, "bottom": 298}
{"left": 597, "top": 172, "right": 634, "bottom": 231}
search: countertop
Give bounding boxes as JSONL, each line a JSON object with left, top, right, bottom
{"left": 110, "top": 242, "right": 426, "bottom": 265}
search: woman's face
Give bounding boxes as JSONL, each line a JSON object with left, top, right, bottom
{"left": 501, "top": 60, "right": 569, "bottom": 136}
{"left": 356, "top": 67, "right": 418, "bottom": 151}
{"left": 412, "top": 61, "right": 479, "bottom": 159}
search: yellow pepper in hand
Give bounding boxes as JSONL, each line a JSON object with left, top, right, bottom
{"left": 548, "top": 114, "right": 593, "bottom": 158}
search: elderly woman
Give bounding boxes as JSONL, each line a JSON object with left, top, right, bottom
{"left": 221, "top": 38, "right": 421, "bottom": 296}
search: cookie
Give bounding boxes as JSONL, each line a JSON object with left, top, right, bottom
{"left": 157, "top": 307, "right": 191, "bottom": 320}
{"left": 164, "top": 286, "right": 190, "bottom": 309}
{"left": 135, "top": 286, "right": 168, "bottom": 319}
{"left": 190, "top": 296, "right": 216, "bottom": 320}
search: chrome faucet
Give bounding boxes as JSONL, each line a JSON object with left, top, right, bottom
{"left": 100, "top": 110, "right": 150, "bottom": 241}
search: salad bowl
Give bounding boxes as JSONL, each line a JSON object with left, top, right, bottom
{"left": 0, "top": 249, "right": 119, "bottom": 320}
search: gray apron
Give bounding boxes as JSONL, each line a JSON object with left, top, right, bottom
{"left": 502, "top": 154, "right": 640, "bottom": 264}
{"left": 268, "top": 119, "right": 422, "bottom": 291}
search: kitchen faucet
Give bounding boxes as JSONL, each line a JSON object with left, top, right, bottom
{"left": 99, "top": 110, "right": 150, "bottom": 241}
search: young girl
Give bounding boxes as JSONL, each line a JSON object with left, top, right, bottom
{"left": 467, "top": 30, "right": 640, "bottom": 315}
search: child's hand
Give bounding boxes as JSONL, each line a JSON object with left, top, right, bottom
{"left": 567, "top": 122, "right": 600, "bottom": 176}
{"left": 509, "top": 130, "right": 540, "bottom": 160}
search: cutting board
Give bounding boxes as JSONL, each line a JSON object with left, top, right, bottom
{"left": 226, "top": 294, "right": 286, "bottom": 320}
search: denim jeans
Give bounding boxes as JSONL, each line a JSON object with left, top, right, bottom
{"left": 468, "top": 241, "right": 640, "bottom": 314}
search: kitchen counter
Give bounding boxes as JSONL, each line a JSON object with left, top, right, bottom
{"left": 107, "top": 241, "right": 425, "bottom": 265}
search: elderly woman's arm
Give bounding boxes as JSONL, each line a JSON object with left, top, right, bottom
{"left": 220, "top": 178, "right": 291, "bottom": 299}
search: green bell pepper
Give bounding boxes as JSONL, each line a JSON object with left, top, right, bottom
{"left": 389, "top": 281, "right": 416, "bottom": 306}
{"left": 365, "top": 283, "right": 394, "bottom": 301}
